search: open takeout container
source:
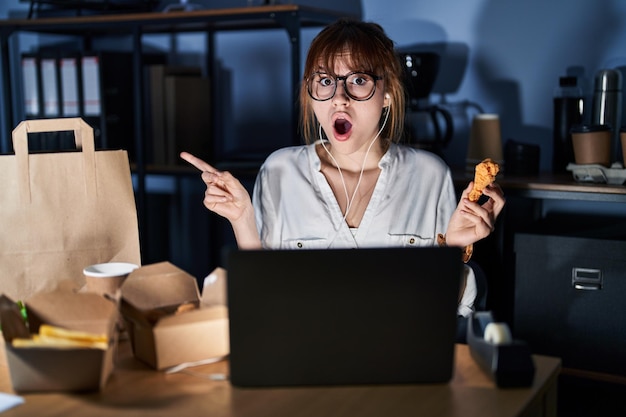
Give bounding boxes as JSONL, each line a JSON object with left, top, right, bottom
{"left": 119, "top": 262, "right": 229, "bottom": 370}
{"left": 0, "top": 283, "right": 119, "bottom": 393}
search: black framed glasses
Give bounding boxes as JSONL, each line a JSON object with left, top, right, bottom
{"left": 307, "top": 71, "right": 382, "bottom": 101}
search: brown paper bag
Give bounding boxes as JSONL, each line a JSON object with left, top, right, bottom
{"left": 0, "top": 118, "right": 141, "bottom": 301}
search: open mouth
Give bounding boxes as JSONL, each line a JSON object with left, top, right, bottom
{"left": 334, "top": 118, "right": 352, "bottom": 136}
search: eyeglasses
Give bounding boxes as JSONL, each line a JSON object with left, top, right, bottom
{"left": 307, "top": 72, "right": 382, "bottom": 101}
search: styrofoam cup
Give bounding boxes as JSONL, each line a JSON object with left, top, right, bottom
{"left": 83, "top": 262, "right": 139, "bottom": 296}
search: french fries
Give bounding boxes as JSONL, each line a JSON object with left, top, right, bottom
{"left": 11, "top": 324, "right": 108, "bottom": 350}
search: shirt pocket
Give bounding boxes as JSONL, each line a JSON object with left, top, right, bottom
{"left": 282, "top": 238, "right": 329, "bottom": 249}
{"left": 386, "top": 233, "right": 434, "bottom": 247}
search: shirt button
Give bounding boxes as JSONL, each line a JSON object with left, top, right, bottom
{"left": 409, "top": 238, "right": 415, "bottom": 244}
{"left": 297, "top": 242, "right": 303, "bottom": 248}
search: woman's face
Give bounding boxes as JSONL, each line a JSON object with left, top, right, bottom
{"left": 311, "top": 55, "right": 388, "bottom": 155}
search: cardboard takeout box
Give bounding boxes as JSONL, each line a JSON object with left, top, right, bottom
{"left": 120, "top": 262, "right": 229, "bottom": 370}
{"left": 0, "top": 284, "right": 119, "bottom": 393}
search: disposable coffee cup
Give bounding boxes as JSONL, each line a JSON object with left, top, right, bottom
{"left": 466, "top": 113, "right": 504, "bottom": 173}
{"left": 571, "top": 124, "right": 611, "bottom": 166}
{"left": 83, "top": 262, "right": 139, "bottom": 297}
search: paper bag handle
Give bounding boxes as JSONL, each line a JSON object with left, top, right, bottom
{"left": 12, "top": 118, "right": 97, "bottom": 204}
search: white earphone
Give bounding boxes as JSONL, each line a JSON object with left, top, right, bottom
{"left": 322, "top": 96, "right": 391, "bottom": 248}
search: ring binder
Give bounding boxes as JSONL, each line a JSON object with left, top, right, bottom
{"left": 41, "top": 56, "right": 60, "bottom": 117}
{"left": 81, "top": 55, "right": 102, "bottom": 117}
{"left": 60, "top": 56, "right": 80, "bottom": 117}
{"left": 21, "top": 54, "right": 40, "bottom": 117}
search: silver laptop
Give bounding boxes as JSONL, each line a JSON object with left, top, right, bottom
{"left": 225, "top": 246, "right": 463, "bottom": 387}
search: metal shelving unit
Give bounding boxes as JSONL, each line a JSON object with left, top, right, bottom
{"left": 0, "top": 5, "right": 351, "bottom": 262}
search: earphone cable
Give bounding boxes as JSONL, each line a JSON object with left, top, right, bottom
{"left": 321, "top": 104, "right": 390, "bottom": 246}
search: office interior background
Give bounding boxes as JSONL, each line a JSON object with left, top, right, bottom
{"left": 1, "top": 0, "right": 625, "bottom": 275}
{"left": 1, "top": 2, "right": 626, "bottom": 415}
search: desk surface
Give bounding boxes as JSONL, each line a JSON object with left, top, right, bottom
{"left": 454, "top": 170, "right": 626, "bottom": 202}
{"left": 0, "top": 338, "right": 561, "bottom": 417}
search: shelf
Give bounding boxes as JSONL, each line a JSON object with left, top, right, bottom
{"left": 0, "top": 5, "right": 353, "bottom": 264}
{"left": 21, "top": 0, "right": 159, "bottom": 18}
{"left": 0, "top": 5, "right": 353, "bottom": 153}
{"left": 453, "top": 170, "right": 626, "bottom": 203}
{"left": 0, "top": 5, "right": 349, "bottom": 35}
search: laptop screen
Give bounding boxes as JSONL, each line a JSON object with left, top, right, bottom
{"left": 226, "top": 246, "right": 463, "bottom": 387}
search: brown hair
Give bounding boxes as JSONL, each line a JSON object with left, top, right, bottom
{"left": 300, "top": 19, "right": 405, "bottom": 147}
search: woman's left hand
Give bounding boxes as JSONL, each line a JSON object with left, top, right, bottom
{"left": 445, "top": 182, "right": 506, "bottom": 248}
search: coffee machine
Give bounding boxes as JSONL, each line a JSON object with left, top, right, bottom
{"left": 397, "top": 51, "right": 454, "bottom": 157}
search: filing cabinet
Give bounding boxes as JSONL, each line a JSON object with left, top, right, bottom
{"left": 514, "top": 230, "right": 626, "bottom": 376}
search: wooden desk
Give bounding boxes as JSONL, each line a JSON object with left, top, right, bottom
{"left": 0, "top": 339, "right": 561, "bottom": 417}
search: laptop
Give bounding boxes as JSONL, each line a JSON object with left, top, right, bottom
{"left": 225, "top": 246, "right": 463, "bottom": 387}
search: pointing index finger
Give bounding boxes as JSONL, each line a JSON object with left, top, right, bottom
{"left": 180, "top": 152, "right": 216, "bottom": 173}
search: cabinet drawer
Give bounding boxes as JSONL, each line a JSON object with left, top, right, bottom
{"left": 514, "top": 233, "right": 626, "bottom": 375}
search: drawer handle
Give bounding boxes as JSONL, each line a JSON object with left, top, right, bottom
{"left": 572, "top": 267, "right": 602, "bottom": 291}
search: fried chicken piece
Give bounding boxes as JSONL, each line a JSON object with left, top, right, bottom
{"left": 469, "top": 158, "right": 500, "bottom": 202}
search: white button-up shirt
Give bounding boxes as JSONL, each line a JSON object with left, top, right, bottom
{"left": 252, "top": 141, "right": 476, "bottom": 316}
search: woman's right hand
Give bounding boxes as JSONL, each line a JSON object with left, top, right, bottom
{"left": 180, "top": 152, "right": 252, "bottom": 222}
{"left": 180, "top": 152, "right": 261, "bottom": 249}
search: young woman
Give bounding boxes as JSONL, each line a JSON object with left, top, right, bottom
{"left": 180, "top": 18, "right": 505, "bottom": 319}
